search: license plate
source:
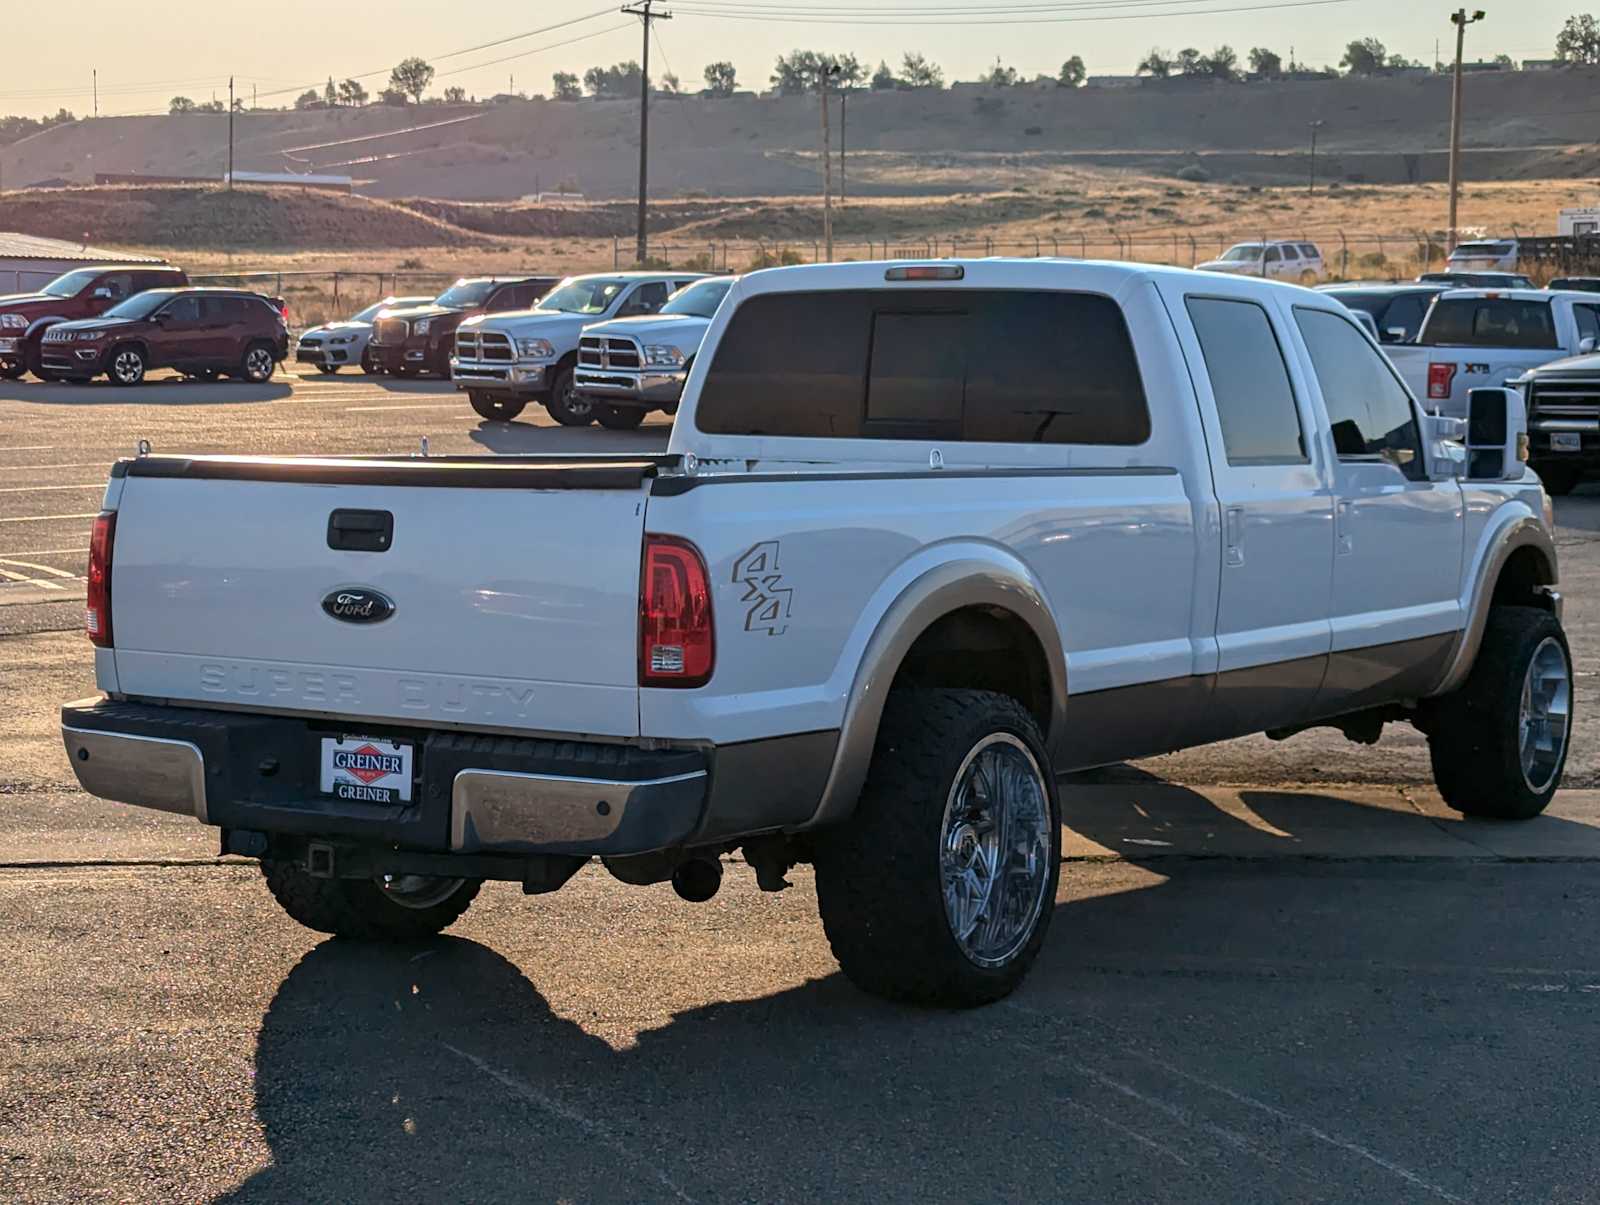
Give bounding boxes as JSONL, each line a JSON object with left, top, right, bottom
{"left": 1551, "top": 433, "right": 1582, "bottom": 452}
{"left": 319, "top": 736, "right": 414, "bottom": 803}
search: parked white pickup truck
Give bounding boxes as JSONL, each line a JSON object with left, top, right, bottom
{"left": 451, "top": 271, "right": 706, "bottom": 425}
{"left": 1389, "top": 288, "right": 1600, "bottom": 417}
{"left": 63, "top": 260, "right": 1569, "bottom": 1008}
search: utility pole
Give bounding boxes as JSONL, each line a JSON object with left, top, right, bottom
{"left": 1447, "top": 9, "right": 1485, "bottom": 250}
{"left": 840, "top": 91, "right": 847, "bottom": 203}
{"left": 227, "top": 76, "right": 235, "bottom": 190}
{"left": 93, "top": 70, "right": 98, "bottom": 119}
{"left": 1308, "top": 120, "right": 1325, "bottom": 194}
{"left": 821, "top": 64, "right": 839, "bottom": 261}
{"left": 622, "top": 0, "right": 670, "bottom": 264}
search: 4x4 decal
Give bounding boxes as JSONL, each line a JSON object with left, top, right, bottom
{"left": 733, "top": 541, "right": 794, "bottom": 636}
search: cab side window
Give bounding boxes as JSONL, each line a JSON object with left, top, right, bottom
{"left": 1294, "top": 307, "right": 1423, "bottom": 478}
{"left": 99, "top": 273, "right": 135, "bottom": 300}
{"left": 625, "top": 282, "right": 671, "bottom": 315}
{"left": 1185, "top": 297, "right": 1306, "bottom": 465}
{"left": 1574, "top": 303, "right": 1600, "bottom": 349}
{"left": 486, "top": 286, "right": 523, "bottom": 313}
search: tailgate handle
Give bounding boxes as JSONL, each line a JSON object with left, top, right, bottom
{"left": 327, "top": 509, "right": 393, "bottom": 552}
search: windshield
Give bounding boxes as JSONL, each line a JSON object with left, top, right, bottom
{"left": 538, "top": 277, "right": 628, "bottom": 315}
{"left": 41, "top": 268, "right": 103, "bottom": 298}
{"left": 101, "top": 291, "right": 173, "bottom": 320}
{"left": 659, "top": 278, "right": 733, "bottom": 319}
{"left": 1219, "top": 245, "right": 1264, "bottom": 262}
{"left": 432, "top": 281, "right": 496, "bottom": 308}
{"left": 1453, "top": 243, "right": 1514, "bottom": 256}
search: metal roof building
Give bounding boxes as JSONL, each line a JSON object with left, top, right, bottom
{"left": 0, "top": 233, "right": 167, "bottom": 294}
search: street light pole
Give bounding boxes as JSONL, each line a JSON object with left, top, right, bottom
{"left": 1308, "top": 120, "right": 1325, "bottom": 195}
{"left": 1447, "top": 8, "right": 1486, "bottom": 250}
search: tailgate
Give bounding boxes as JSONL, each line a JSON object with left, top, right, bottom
{"left": 107, "top": 456, "right": 655, "bottom": 737}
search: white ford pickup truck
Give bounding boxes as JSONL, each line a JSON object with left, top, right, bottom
{"left": 1388, "top": 288, "right": 1600, "bottom": 417}
{"left": 63, "top": 260, "right": 1570, "bottom": 1008}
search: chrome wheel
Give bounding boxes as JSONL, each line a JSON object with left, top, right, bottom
{"left": 378, "top": 874, "right": 467, "bottom": 910}
{"left": 1520, "top": 636, "right": 1571, "bottom": 794}
{"left": 939, "top": 733, "right": 1053, "bottom": 969}
{"left": 111, "top": 350, "right": 144, "bottom": 384}
{"left": 244, "top": 346, "right": 275, "bottom": 381}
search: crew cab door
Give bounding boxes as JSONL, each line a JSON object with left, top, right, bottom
{"left": 1164, "top": 283, "right": 1333, "bottom": 731}
{"left": 1287, "top": 306, "right": 1464, "bottom": 710}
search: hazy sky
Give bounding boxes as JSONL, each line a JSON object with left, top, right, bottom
{"left": 0, "top": 0, "right": 1583, "bottom": 118}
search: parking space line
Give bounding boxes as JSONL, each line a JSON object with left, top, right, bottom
{"left": 0, "top": 445, "right": 56, "bottom": 454}
{"left": 0, "top": 557, "right": 79, "bottom": 579}
{"left": 344, "top": 402, "right": 464, "bottom": 413}
{"left": 0, "top": 566, "right": 64, "bottom": 590}
{"left": 0, "top": 512, "right": 97, "bottom": 524}
{"left": 0, "top": 483, "right": 103, "bottom": 493}
{"left": 6, "top": 547, "right": 88, "bottom": 556}
{"left": 0, "top": 462, "right": 112, "bottom": 473}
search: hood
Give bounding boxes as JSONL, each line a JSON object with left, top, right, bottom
{"left": 50, "top": 315, "right": 141, "bottom": 333}
{"left": 301, "top": 319, "right": 371, "bottom": 338}
{"left": 1528, "top": 352, "right": 1600, "bottom": 378}
{"left": 581, "top": 313, "right": 713, "bottom": 343}
{"left": 0, "top": 293, "right": 66, "bottom": 314}
{"left": 476, "top": 308, "right": 591, "bottom": 333}
{"left": 1196, "top": 260, "right": 1253, "bottom": 274}
{"left": 379, "top": 303, "right": 459, "bottom": 322}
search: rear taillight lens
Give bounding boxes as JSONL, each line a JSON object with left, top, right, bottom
{"left": 86, "top": 510, "right": 116, "bottom": 647}
{"left": 640, "top": 535, "right": 714, "bottom": 687}
{"left": 1428, "top": 362, "right": 1457, "bottom": 400}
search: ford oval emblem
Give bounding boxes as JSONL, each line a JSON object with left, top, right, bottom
{"left": 322, "top": 588, "right": 395, "bottom": 624}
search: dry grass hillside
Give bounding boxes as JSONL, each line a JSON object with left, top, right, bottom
{"left": 3, "top": 67, "right": 1599, "bottom": 201}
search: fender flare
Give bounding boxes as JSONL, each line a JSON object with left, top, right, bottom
{"left": 1430, "top": 511, "right": 1558, "bottom": 697}
{"left": 23, "top": 315, "right": 71, "bottom": 342}
{"left": 798, "top": 552, "right": 1069, "bottom": 831}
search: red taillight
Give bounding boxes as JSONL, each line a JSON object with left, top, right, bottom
{"left": 86, "top": 510, "right": 116, "bottom": 647}
{"left": 640, "top": 535, "right": 714, "bottom": 688}
{"left": 1428, "top": 362, "right": 1457, "bottom": 400}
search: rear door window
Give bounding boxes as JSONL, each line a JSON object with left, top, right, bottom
{"left": 1280, "top": 245, "right": 1300, "bottom": 261}
{"left": 1185, "top": 297, "right": 1305, "bottom": 465}
{"left": 697, "top": 289, "right": 1150, "bottom": 445}
{"left": 161, "top": 295, "right": 202, "bottom": 324}
{"left": 1295, "top": 307, "right": 1423, "bottom": 476}
{"left": 1264, "top": 246, "right": 1282, "bottom": 264}
{"left": 1421, "top": 298, "right": 1558, "bottom": 349}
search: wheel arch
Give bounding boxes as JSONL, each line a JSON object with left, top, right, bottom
{"left": 1431, "top": 511, "right": 1559, "bottom": 697}
{"left": 800, "top": 551, "right": 1068, "bottom": 831}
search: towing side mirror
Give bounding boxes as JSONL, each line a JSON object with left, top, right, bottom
{"left": 1579, "top": 336, "right": 1598, "bottom": 355}
{"left": 1465, "top": 387, "right": 1528, "bottom": 481}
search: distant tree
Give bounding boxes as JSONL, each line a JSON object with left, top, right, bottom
{"left": 1248, "top": 47, "right": 1283, "bottom": 78}
{"left": 1340, "top": 37, "right": 1387, "bottom": 76}
{"left": 1058, "top": 56, "right": 1086, "bottom": 87}
{"left": 983, "top": 57, "right": 1019, "bottom": 87}
{"left": 871, "top": 60, "right": 897, "bottom": 90}
{"left": 1137, "top": 48, "right": 1172, "bottom": 77}
{"left": 900, "top": 52, "right": 944, "bottom": 89}
{"left": 389, "top": 57, "right": 435, "bottom": 104}
{"left": 1175, "top": 48, "right": 1204, "bottom": 76}
{"left": 1556, "top": 14, "right": 1600, "bottom": 64}
{"left": 661, "top": 72, "right": 681, "bottom": 95}
{"left": 378, "top": 87, "right": 409, "bottom": 106}
{"left": 0, "top": 109, "right": 73, "bottom": 147}
{"left": 169, "top": 96, "right": 197, "bottom": 114}
{"left": 584, "top": 62, "right": 642, "bottom": 97}
{"left": 338, "top": 78, "right": 368, "bottom": 106}
{"left": 323, "top": 77, "right": 338, "bottom": 107}
{"left": 552, "top": 71, "right": 582, "bottom": 100}
{"left": 293, "top": 90, "right": 320, "bottom": 111}
{"left": 703, "top": 61, "right": 738, "bottom": 96}
{"left": 771, "top": 51, "right": 862, "bottom": 94}
{"left": 197, "top": 99, "right": 225, "bottom": 113}
{"left": 1202, "top": 45, "right": 1239, "bottom": 80}
{"left": 443, "top": 85, "right": 467, "bottom": 103}
{"left": 1492, "top": 53, "right": 1515, "bottom": 68}
{"left": 1387, "top": 54, "right": 1421, "bottom": 69}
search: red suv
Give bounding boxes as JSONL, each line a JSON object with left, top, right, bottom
{"left": 39, "top": 288, "right": 289, "bottom": 386}
{"left": 368, "top": 276, "right": 558, "bottom": 377}
{"left": 0, "top": 264, "right": 188, "bottom": 380}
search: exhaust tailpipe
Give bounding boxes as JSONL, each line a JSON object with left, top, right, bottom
{"left": 671, "top": 857, "right": 722, "bottom": 903}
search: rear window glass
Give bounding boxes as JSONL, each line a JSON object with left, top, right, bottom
{"left": 696, "top": 289, "right": 1150, "bottom": 445}
{"left": 1185, "top": 297, "right": 1305, "bottom": 465}
{"left": 1421, "top": 299, "right": 1558, "bottom": 349}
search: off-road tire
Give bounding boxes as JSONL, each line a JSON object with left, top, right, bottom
{"left": 1427, "top": 606, "right": 1572, "bottom": 819}
{"left": 813, "top": 688, "right": 1061, "bottom": 1008}
{"left": 260, "top": 859, "right": 482, "bottom": 940}
{"left": 469, "top": 390, "right": 527, "bottom": 421}
{"left": 360, "top": 347, "right": 382, "bottom": 374}
{"left": 108, "top": 344, "right": 146, "bottom": 387}
{"left": 545, "top": 368, "right": 593, "bottom": 426}
{"left": 596, "top": 404, "right": 647, "bottom": 430}
{"left": 1537, "top": 463, "right": 1581, "bottom": 496}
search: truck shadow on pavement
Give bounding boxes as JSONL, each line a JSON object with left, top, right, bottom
{"left": 468, "top": 418, "right": 674, "bottom": 455}
{"left": 6, "top": 378, "right": 292, "bottom": 406}
{"left": 218, "top": 783, "right": 1600, "bottom": 1204}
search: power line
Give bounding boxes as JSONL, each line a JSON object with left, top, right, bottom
{"left": 671, "top": 0, "right": 1365, "bottom": 23}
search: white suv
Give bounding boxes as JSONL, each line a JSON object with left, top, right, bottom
{"left": 1198, "top": 240, "right": 1325, "bottom": 283}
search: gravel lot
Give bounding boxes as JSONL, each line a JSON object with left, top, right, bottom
{"left": 3, "top": 367, "right": 1600, "bottom": 1202}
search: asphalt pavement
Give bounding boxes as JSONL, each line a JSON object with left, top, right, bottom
{"left": 4, "top": 367, "right": 1600, "bottom": 1203}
